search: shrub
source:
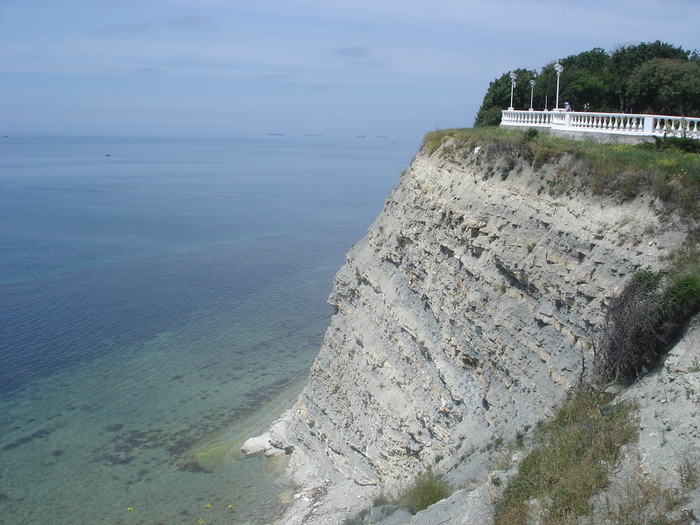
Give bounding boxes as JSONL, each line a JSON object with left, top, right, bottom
{"left": 522, "top": 128, "right": 539, "bottom": 142}
{"left": 596, "top": 271, "right": 665, "bottom": 382}
{"left": 422, "top": 129, "right": 458, "bottom": 155}
{"left": 651, "top": 136, "right": 700, "bottom": 154}
{"left": 501, "top": 156, "right": 516, "bottom": 180}
{"left": 596, "top": 266, "right": 700, "bottom": 383}
{"left": 663, "top": 272, "right": 700, "bottom": 318}
{"left": 678, "top": 452, "right": 700, "bottom": 493}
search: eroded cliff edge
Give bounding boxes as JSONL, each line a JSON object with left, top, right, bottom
{"left": 252, "top": 137, "right": 695, "bottom": 523}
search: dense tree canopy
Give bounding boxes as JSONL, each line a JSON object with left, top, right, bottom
{"left": 474, "top": 41, "right": 700, "bottom": 127}
{"left": 626, "top": 58, "right": 700, "bottom": 116}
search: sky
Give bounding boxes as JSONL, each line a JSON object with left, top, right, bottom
{"left": 1, "top": 0, "right": 698, "bottom": 140}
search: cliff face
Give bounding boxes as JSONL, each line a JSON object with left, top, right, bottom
{"left": 264, "top": 139, "right": 693, "bottom": 523}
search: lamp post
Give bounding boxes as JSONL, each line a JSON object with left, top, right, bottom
{"left": 554, "top": 62, "right": 564, "bottom": 110}
{"left": 529, "top": 78, "right": 536, "bottom": 111}
{"left": 508, "top": 71, "right": 517, "bottom": 110}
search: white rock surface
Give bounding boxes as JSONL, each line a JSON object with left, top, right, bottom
{"left": 241, "top": 432, "right": 273, "bottom": 456}
{"left": 250, "top": 139, "right": 696, "bottom": 524}
{"left": 596, "top": 314, "right": 700, "bottom": 523}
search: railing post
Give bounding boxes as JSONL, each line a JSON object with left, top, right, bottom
{"left": 643, "top": 116, "right": 654, "bottom": 135}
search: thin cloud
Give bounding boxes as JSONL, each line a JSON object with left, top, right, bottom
{"left": 128, "top": 67, "right": 167, "bottom": 76}
{"left": 332, "top": 46, "right": 391, "bottom": 69}
{"left": 255, "top": 73, "right": 299, "bottom": 82}
{"left": 97, "top": 16, "right": 216, "bottom": 39}
{"left": 334, "top": 46, "right": 369, "bottom": 60}
{"left": 2, "top": 0, "right": 699, "bottom": 137}
{"left": 98, "top": 21, "right": 152, "bottom": 39}
{"left": 164, "top": 16, "right": 216, "bottom": 32}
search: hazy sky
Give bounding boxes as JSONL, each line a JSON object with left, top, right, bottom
{"left": 1, "top": 0, "right": 698, "bottom": 139}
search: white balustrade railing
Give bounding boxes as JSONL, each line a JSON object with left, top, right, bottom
{"left": 500, "top": 109, "right": 554, "bottom": 128}
{"left": 501, "top": 109, "right": 700, "bottom": 140}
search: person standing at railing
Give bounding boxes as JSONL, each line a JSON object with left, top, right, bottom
{"left": 564, "top": 102, "right": 573, "bottom": 112}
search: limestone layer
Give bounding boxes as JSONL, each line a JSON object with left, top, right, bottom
{"left": 262, "top": 140, "right": 693, "bottom": 523}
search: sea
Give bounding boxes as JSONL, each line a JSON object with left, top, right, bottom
{"left": 0, "top": 135, "right": 418, "bottom": 524}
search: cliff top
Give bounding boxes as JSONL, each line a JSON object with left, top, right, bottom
{"left": 422, "top": 127, "right": 700, "bottom": 219}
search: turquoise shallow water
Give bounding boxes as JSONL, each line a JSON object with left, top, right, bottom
{"left": 0, "top": 135, "right": 417, "bottom": 524}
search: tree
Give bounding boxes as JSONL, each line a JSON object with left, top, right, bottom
{"left": 531, "top": 63, "right": 559, "bottom": 110}
{"left": 473, "top": 41, "right": 698, "bottom": 126}
{"left": 610, "top": 41, "right": 690, "bottom": 111}
{"left": 562, "top": 70, "right": 615, "bottom": 111}
{"left": 626, "top": 58, "right": 700, "bottom": 116}
{"left": 474, "top": 68, "right": 536, "bottom": 126}
{"left": 559, "top": 48, "right": 616, "bottom": 111}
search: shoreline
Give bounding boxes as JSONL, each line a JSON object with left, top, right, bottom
{"left": 242, "top": 401, "right": 382, "bottom": 524}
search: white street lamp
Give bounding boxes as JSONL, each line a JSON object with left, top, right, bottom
{"left": 529, "top": 78, "right": 536, "bottom": 111}
{"left": 509, "top": 71, "right": 517, "bottom": 110}
{"left": 554, "top": 62, "right": 564, "bottom": 110}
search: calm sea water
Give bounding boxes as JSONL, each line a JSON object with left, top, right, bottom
{"left": 0, "top": 135, "right": 417, "bottom": 524}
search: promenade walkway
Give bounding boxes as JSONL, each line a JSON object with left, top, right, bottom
{"left": 501, "top": 109, "right": 700, "bottom": 143}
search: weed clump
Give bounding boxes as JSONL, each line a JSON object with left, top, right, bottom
{"left": 393, "top": 468, "right": 452, "bottom": 514}
{"left": 494, "top": 387, "right": 637, "bottom": 524}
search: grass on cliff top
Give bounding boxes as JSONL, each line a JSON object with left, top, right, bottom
{"left": 422, "top": 127, "right": 700, "bottom": 217}
{"left": 494, "top": 387, "right": 637, "bottom": 525}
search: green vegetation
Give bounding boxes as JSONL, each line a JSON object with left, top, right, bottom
{"left": 474, "top": 41, "right": 700, "bottom": 126}
{"left": 421, "top": 127, "right": 700, "bottom": 217}
{"left": 647, "top": 136, "right": 700, "bottom": 155}
{"left": 494, "top": 388, "right": 699, "bottom": 524}
{"left": 595, "top": 256, "right": 700, "bottom": 383}
{"left": 494, "top": 388, "right": 637, "bottom": 525}
{"left": 191, "top": 440, "right": 234, "bottom": 471}
{"left": 627, "top": 58, "right": 700, "bottom": 117}
{"left": 340, "top": 470, "right": 451, "bottom": 524}
{"left": 421, "top": 126, "right": 518, "bottom": 155}
{"left": 393, "top": 468, "right": 452, "bottom": 514}
{"left": 602, "top": 468, "right": 691, "bottom": 524}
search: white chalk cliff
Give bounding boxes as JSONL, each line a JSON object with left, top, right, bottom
{"left": 246, "top": 137, "right": 698, "bottom": 524}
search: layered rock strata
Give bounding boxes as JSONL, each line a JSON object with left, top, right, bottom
{"left": 249, "top": 139, "right": 693, "bottom": 523}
